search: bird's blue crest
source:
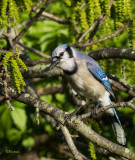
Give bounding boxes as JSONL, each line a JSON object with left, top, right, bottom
{"left": 52, "top": 44, "right": 68, "bottom": 57}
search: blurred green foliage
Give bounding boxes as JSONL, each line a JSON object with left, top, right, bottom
{"left": 22, "top": 20, "right": 69, "bottom": 56}
{"left": 0, "top": 0, "right": 32, "bottom": 27}
{"left": 0, "top": 0, "right": 135, "bottom": 159}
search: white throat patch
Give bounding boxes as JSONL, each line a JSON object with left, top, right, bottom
{"left": 58, "top": 58, "right": 76, "bottom": 72}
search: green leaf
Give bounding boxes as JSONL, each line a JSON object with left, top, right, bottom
{"left": 22, "top": 136, "right": 35, "bottom": 148}
{"left": 0, "top": 126, "right": 4, "bottom": 139}
{"left": 7, "top": 128, "right": 22, "bottom": 143}
{"left": 55, "top": 93, "right": 66, "bottom": 104}
{"left": 44, "top": 124, "right": 54, "bottom": 136}
{"left": 0, "top": 106, "right": 12, "bottom": 132}
{"left": 11, "top": 107, "right": 27, "bottom": 131}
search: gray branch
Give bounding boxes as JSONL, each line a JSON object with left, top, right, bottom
{"left": 60, "top": 125, "right": 84, "bottom": 160}
{"left": 21, "top": 64, "right": 63, "bottom": 79}
{"left": 0, "top": 86, "right": 135, "bottom": 159}
{"left": 32, "top": 8, "right": 70, "bottom": 24}
{"left": 88, "top": 48, "right": 135, "bottom": 61}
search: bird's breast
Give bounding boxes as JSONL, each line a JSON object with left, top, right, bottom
{"left": 67, "top": 74, "right": 84, "bottom": 95}
{"left": 65, "top": 73, "right": 96, "bottom": 100}
{"left": 65, "top": 65, "right": 106, "bottom": 101}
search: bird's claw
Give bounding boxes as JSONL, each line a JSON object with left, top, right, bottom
{"left": 63, "top": 112, "right": 77, "bottom": 125}
{"left": 91, "top": 107, "right": 98, "bottom": 117}
{"left": 91, "top": 100, "right": 101, "bottom": 117}
{"left": 63, "top": 104, "right": 86, "bottom": 125}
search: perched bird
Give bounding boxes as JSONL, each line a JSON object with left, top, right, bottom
{"left": 50, "top": 44, "right": 126, "bottom": 145}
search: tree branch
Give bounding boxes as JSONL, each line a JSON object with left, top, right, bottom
{"left": 77, "top": 0, "right": 114, "bottom": 51}
{"left": 0, "top": 49, "right": 9, "bottom": 54}
{"left": 85, "top": 12, "right": 107, "bottom": 44}
{"left": 25, "top": 59, "right": 51, "bottom": 66}
{"left": 21, "top": 64, "right": 63, "bottom": 79}
{"left": 88, "top": 48, "right": 135, "bottom": 61}
{"left": 1, "top": 86, "right": 135, "bottom": 159}
{"left": 18, "top": 42, "right": 51, "bottom": 59}
{"left": 37, "top": 85, "right": 63, "bottom": 95}
{"left": 80, "top": 98, "right": 135, "bottom": 120}
{"left": 32, "top": 0, "right": 47, "bottom": 10}
{"left": 32, "top": 8, "right": 70, "bottom": 24}
{"left": 74, "top": 13, "right": 106, "bottom": 44}
{"left": 109, "top": 74, "right": 135, "bottom": 97}
{"left": 13, "top": 0, "right": 52, "bottom": 46}
{"left": 60, "top": 125, "right": 85, "bottom": 160}
{"left": 108, "top": 74, "right": 135, "bottom": 93}
{"left": 110, "top": 79, "right": 135, "bottom": 97}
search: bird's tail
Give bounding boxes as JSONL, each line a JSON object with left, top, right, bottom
{"left": 106, "top": 107, "right": 126, "bottom": 145}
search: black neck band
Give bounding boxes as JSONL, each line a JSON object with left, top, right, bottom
{"left": 65, "top": 45, "right": 73, "bottom": 58}
{"left": 64, "top": 64, "right": 78, "bottom": 75}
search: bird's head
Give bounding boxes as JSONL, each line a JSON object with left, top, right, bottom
{"left": 50, "top": 44, "right": 77, "bottom": 74}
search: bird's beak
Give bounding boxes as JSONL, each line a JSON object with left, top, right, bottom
{"left": 50, "top": 59, "right": 60, "bottom": 70}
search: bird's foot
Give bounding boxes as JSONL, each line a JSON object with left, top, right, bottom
{"left": 91, "top": 108, "right": 98, "bottom": 116}
{"left": 64, "top": 112, "right": 76, "bottom": 125}
{"left": 91, "top": 100, "right": 101, "bottom": 117}
{"left": 63, "top": 105, "right": 85, "bottom": 125}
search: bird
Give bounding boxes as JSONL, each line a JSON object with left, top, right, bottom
{"left": 50, "top": 44, "right": 126, "bottom": 145}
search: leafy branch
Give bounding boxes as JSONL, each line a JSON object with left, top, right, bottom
{"left": 73, "top": 21, "right": 132, "bottom": 48}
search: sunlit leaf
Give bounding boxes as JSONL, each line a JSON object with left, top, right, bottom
{"left": 0, "top": 107, "right": 12, "bottom": 132}
{"left": 11, "top": 107, "right": 27, "bottom": 131}
{"left": 7, "top": 128, "right": 23, "bottom": 143}
{"left": 22, "top": 136, "right": 35, "bottom": 148}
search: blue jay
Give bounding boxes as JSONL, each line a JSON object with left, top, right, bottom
{"left": 50, "top": 44, "right": 126, "bottom": 145}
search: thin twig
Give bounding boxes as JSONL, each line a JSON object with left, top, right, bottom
{"left": 74, "top": 21, "right": 132, "bottom": 48}
{"left": 37, "top": 85, "right": 63, "bottom": 95}
{"left": 32, "top": 8, "right": 70, "bottom": 24}
{"left": 36, "top": 107, "right": 40, "bottom": 125}
{"left": 18, "top": 42, "right": 51, "bottom": 59}
{"left": 79, "top": 0, "right": 114, "bottom": 51}
{"left": 0, "top": 49, "right": 9, "bottom": 54}
{"left": 60, "top": 124, "right": 88, "bottom": 160}
{"left": 122, "top": 66, "right": 126, "bottom": 81}
{"left": 110, "top": 79, "right": 135, "bottom": 97}
{"left": 6, "top": 14, "right": 14, "bottom": 49}
{"left": 88, "top": 0, "right": 114, "bottom": 42}
{"left": 88, "top": 14, "right": 106, "bottom": 43}
{"left": 109, "top": 157, "right": 117, "bottom": 160}
{"left": 2, "top": 67, "right": 14, "bottom": 111}
{"left": 80, "top": 98, "right": 135, "bottom": 120}
{"left": 74, "top": 22, "right": 81, "bottom": 35}
{"left": 13, "top": 0, "right": 52, "bottom": 46}
{"left": 7, "top": 14, "right": 11, "bottom": 35}
{"left": 32, "top": 0, "right": 47, "bottom": 10}
{"left": 26, "top": 59, "right": 51, "bottom": 66}
{"left": 108, "top": 74, "right": 135, "bottom": 92}
{"left": 80, "top": 1, "right": 86, "bottom": 9}
{"left": 13, "top": 16, "right": 18, "bottom": 36}
{"left": 75, "top": 14, "right": 105, "bottom": 44}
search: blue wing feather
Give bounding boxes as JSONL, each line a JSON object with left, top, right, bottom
{"left": 86, "top": 61, "right": 115, "bottom": 100}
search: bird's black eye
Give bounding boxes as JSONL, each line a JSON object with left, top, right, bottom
{"left": 60, "top": 52, "right": 64, "bottom": 57}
